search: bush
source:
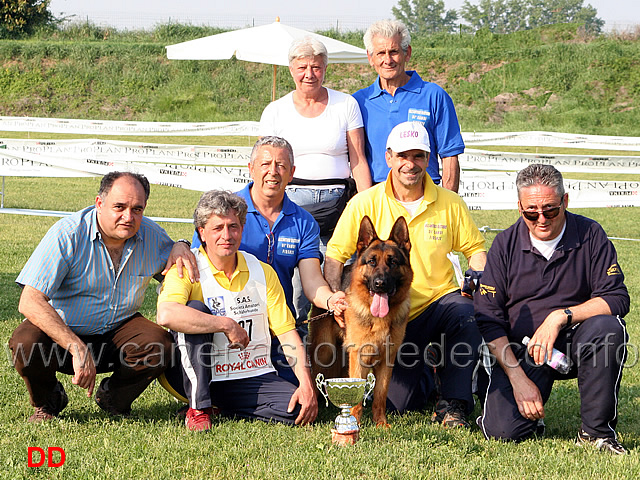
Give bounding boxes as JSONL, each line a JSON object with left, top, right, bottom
{"left": 0, "top": 0, "right": 54, "bottom": 39}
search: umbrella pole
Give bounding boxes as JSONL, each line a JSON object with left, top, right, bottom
{"left": 272, "top": 64, "right": 277, "bottom": 102}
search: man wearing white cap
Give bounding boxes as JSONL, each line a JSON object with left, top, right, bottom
{"left": 325, "top": 121, "right": 486, "bottom": 427}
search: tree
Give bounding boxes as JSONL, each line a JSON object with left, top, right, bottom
{"left": 527, "top": 0, "right": 604, "bottom": 33}
{"left": 0, "top": 0, "right": 54, "bottom": 38}
{"left": 392, "top": 0, "right": 459, "bottom": 35}
{"left": 460, "top": 0, "right": 604, "bottom": 34}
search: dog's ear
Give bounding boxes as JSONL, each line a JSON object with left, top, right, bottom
{"left": 356, "top": 215, "right": 378, "bottom": 254}
{"left": 389, "top": 216, "right": 411, "bottom": 256}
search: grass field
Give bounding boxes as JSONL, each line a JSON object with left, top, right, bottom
{"left": 0, "top": 175, "right": 639, "bottom": 479}
{"left": 1, "top": 23, "right": 639, "bottom": 136}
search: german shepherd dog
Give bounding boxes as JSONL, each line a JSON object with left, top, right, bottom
{"left": 309, "top": 215, "right": 413, "bottom": 427}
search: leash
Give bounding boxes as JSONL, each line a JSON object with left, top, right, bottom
{"left": 299, "top": 310, "right": 334, "bottom": 325}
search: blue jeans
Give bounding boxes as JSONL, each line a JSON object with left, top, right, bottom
{"left": 285, "top": 185, "right": 344, "bottom": 323}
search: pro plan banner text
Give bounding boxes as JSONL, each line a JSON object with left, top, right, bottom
{"left": 2, "top": 138, "right": 639, "bottom": 210}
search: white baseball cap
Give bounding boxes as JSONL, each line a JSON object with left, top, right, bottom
{"left": 386, "top": 121, "right": 431, "bottom": 153}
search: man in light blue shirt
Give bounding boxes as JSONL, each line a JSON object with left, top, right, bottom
{"left": 9, "top": 171, "right": 195, "bottom": 422}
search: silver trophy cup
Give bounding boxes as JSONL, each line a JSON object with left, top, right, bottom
{"left": 316, "top": 373, "right": 376, "bottom": 434}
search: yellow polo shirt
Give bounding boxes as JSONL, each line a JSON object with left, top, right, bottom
{"left": 157, "top": 248, "right": 295, "bottom": 336}
{"left": 327, "top": 174, "right": 486, "bottom": 321}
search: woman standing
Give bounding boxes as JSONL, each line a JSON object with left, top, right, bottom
{"left": 259, "top": 36, "right": 372, "bottom": 241}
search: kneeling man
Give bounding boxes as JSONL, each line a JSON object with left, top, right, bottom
{"left": 475, "top": 164, "right": 629, "bottom": 454}
{"left": 10, "top": 172, "right": 194, "bottom": 422}
{"left": 157, "top": 190, "right": 317, "bottom": 431}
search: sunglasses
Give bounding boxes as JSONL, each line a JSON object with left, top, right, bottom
{"left": 520, "top": 205, "right": 562, "bottom": 221}
{"left": 266, "top": 231, "right": 275, "bottom": 264}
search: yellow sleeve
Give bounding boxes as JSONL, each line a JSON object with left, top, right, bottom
{"left": 451, "top": 195, "right": 486, "bottom": 258}
{"left": 157, "top": 265, "right": 202, "bottom": 306}
{"left": 262, "top": 263, "right": 296, "bottom": 336}
{"left": 326, "top": 196, "right": 361, "bottom": 264}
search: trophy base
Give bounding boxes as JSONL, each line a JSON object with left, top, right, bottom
{"left": 331, "top": 428, "right": 360, "bottom": 446}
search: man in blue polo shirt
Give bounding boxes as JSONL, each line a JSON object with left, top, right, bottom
{"left": 190, "top": 137, "right": 346, "bottom": 381}
{"left": 353, "top": 19, "right": 465, "bottom": 192}
{"left": 475, "top": 164, "right": 629, "bottom": 454}
{"left": 9, "top": 172, "right": 196, "bottom": 422}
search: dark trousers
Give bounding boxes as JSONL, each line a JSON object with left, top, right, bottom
{"left": 478, "top": 315, "right": 627, "bottom": 441}
{"left": 9, "top": 314, "right": 172, "bottom": 411}
{"left": 387, "top": 291, "right": 482, "bottom": 414}
{"left": 165, "top": 300, "right": 300, "bottom": 424}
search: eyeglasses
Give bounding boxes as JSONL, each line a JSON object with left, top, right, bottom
{"left": 266, "top": 231, "right": 275, "bottom": 264}
{"left": 520, "top": 205, "right": 563, "bottom": 221}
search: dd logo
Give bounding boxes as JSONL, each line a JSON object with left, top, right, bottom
{"left": 27, "top": 447, "right": 66, "bottom": 467}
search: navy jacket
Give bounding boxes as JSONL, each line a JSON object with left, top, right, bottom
{"left": 475, "top": 212, "right": 630, "bottom": 343}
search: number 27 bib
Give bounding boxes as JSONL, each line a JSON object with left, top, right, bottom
{"left": 195, "top": 250, "right": 275, "bottom": 381}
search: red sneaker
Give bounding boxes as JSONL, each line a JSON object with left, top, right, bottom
{"left": 185, "top": 407, "right": 214, "bottom": 432}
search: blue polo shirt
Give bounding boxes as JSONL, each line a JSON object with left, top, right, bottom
{"left": 353, "top": 70, "right": 465, "bottom": 184}
{"left": 475, "top": 212, "right": 630, "bottom": 344}
{"left": 192, "top": 183, "right": 321, "bottom": 315}
{"left": 16, "top": 206, "right": 174, "bottom": 335}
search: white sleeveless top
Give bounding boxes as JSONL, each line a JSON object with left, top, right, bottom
{"left": 195, "top": 250, "right": 275, "bottom": 381}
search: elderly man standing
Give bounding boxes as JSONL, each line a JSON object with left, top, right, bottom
{"left": 157, "top": 190, "right": 318, "bottom": 431}
{"left": 325, "top": 121, "right": 486, "bottom": 427}
{"left": 353, "top": 19, "right": 464, "bottom": 192}
{"left": 475, "top": 164, "right": 629, "bottom": 454}
{"left": 9, "top": 172, "right": 195, "bottom": 422}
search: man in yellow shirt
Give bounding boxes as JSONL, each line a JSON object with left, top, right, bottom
{"left": 325, "top": 121, "right": 486, "bottom": 427}
{"left": 157, "top": 190, "right": 317, "bottom": 431}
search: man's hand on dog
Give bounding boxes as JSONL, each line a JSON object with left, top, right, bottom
{"left": 328, "top": 291, "right": 348, "bottom": 328}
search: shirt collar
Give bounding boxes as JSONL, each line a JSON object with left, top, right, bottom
{"left": 89, "top": 207, "right": 100, "bottom": 240}
{"left": 281, "top": 192, "right": 297, "bottom": 216}
{"left": 516, "top": 211, "right": 579, "bottom": 252}
{"left": 370, "top": 70, "right": 422, "bottom": 99}
{"left": 383, "top": 170, "right": 438, "bottom": 205}
{"left": 245, "top": 181, "right": 295, "bottom": 216}
{"left": 199, "top": 247, "right": 249, "bottom": 283}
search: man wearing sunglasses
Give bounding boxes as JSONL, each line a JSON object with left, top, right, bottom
{"left": 475, "top": 164, "right": 630, "bottom": 454}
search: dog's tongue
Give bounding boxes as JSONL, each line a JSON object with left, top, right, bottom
{"left": 370, "top": 292, "right": 389, "bottom": 318}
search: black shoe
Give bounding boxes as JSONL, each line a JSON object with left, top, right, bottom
{"left": 577, "top": 429, "right": 627, "bottom": 455}
{"left": 431, "top": 399, "right": 470, "bottom": 428}
{"left": 28, "top": 381, "right": 69, "bottom": 423}
{"left": 95, "top": 378, "right": 131, "bottom": 417}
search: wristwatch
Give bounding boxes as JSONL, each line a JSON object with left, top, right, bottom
{"left": 176, "top": 238, "right": 191, "bottom": 248}
{"left": 564, "top": 308, "right": 573, "bottom": 327}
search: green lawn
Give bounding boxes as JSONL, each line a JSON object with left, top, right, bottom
{"left": 0, "top": 177, "right": 639, "bottom": 479}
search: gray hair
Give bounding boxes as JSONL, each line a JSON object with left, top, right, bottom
{"left": 516, "top": 164, "right": 565, "bottom": 199}
{"left": 363, "top": 20, "right": 411, "bottom": 54}
{"left": 250, "top": 136, "right": 295, "bottom": 167}
{"left": 288, "top": 36, "right": 328, "bottom": 67}
{"left": 193, "top": 190, "right": 248, "bottom": 235}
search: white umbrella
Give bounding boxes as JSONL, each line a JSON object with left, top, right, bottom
{"left": 166, "top": 18, "right": 369, "bottom": 101}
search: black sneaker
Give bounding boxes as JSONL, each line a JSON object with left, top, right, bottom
{"left": 28, "top": 381, "right": 69, "bottom": 423}
{"left": 431, "top": 399, "right": 470, "bottom": 428}
{"left": 95, "top": 378, "right": 131, "bottom": 417}
{"left": 577, "top": 429, "right": 627, "bottom": 455}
